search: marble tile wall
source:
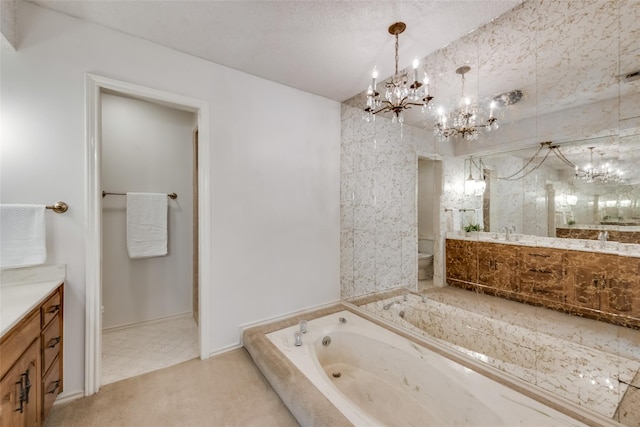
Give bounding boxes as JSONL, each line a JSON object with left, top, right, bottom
{"left": 341, "top": 105, "right": 431, "bottom": 298}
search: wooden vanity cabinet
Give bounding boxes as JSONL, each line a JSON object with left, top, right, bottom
{"left": 565, "top": 252, "right": 605, "bottom": 310}
{"left": 603, "top": 255, "right": 640, "bottom": 319}
{"left": 476, "top": 242, "right": 518, "bottom": 293}
{"left": 446, "top": 239, "right": 640, "bottom": 328}
{"left": 40, "top": 289, "right": 63, "bottom": 421}
{"left": 0, "top": 324, "right": 40, "bottom": 427}
{"left": 445, "top": 239, "right": 477, "bottom": 284}
{"left": 518, "top": 247, "right": 566, "bottom": 303}
{"left": 0, "top": 285, "right": 63, "bottom": 427}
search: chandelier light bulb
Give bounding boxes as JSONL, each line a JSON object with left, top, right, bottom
{"left": 372, "top": 67, "right": 379, "bottom": 79}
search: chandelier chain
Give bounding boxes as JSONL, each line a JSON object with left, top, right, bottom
{"left": 394, "top": 33, "right": 399, "bottom": 76}
{"left": 475, "top": 142, "right": 549, "bottom": 181}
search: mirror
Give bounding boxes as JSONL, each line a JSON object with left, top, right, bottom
{"left": 476, "top": 135, "right": 640, "bottom": 242}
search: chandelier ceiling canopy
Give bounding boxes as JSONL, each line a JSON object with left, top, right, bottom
{"left": 364, "top": 22, "right": 433, "bottom": 125}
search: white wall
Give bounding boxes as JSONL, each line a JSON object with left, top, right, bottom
{"left": 101, "top": 93, "right": 195, "bottom": 329}
{"left": 0, "top": 2, "right": 341, "bottom": 398}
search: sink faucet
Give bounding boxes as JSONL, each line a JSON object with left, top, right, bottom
{"left": 504, "top": 226, "right": 515, "bottom": 241}
{"left": 598, "top": 230, "right": 608, "bottom": 248}
{"left": 383, "top": 300, "right": 400, "bottom": 310}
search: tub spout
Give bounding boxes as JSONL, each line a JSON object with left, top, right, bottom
{"left": 383, "top": 300, "right": 400, "bottom": 310}
{"left": 294, "top": 331, "right": 302, "bottom": 346}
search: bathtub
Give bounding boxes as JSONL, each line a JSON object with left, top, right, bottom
{"left": 266, "top": 310, "right": 591, "bottom": 426}
{"left": 362, "top": 294, "right": 640, "bottom": 420}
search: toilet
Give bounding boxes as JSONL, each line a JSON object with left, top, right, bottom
{"left": 418, "top": 253, "right": 433, "bottom": 280}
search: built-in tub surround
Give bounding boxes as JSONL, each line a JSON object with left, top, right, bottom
{"left": 361, "top": 292, "right": 640, "bottom": 421}
{"left": 261, "top": 308, "right": 621, "bottom": 427}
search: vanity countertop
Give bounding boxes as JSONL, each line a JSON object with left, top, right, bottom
{"left": 445, "top": 231, "right": 640, "bottom": 258}
{"left": 0, "top": 265, "right": 65, "bottom": 337}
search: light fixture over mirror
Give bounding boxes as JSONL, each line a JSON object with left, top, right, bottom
{"left": 364, "top": 22, "right": 433, "bottom": 125}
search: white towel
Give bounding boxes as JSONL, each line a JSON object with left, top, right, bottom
{"left": 126, "top": 193, "right": 168, "bottom": 259}
{"left": 0, "top": 204, "right": 47, "bottom": 268}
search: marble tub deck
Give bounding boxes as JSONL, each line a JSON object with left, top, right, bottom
{"left": 244, "top": 300, "right": 619, "bottom": 427}
{"left": 353, "top": 286, "right": 640, "bottom": 425}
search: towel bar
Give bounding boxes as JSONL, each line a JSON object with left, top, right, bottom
{"left": 102, "top": 191, "right": 177, "bottom": 199}
{"left": 46, "top": 202, "right": 68, "bottom": 213}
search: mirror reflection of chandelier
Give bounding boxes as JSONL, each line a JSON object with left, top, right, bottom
{"left": 433, "top": 66, "right": 498, "bottom": 141}
{"left": 575, "top": 147, "right": 623, "bottom": 183}
{"left": 364, "top": 22, "right": 434, "bottom": 125}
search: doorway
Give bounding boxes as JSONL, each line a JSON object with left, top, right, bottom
{"left": 85, "top": 74, "right": 212, "bottom": 395}
{"left": 417, "top": 157, "right": 443, "bottom": 291}
{"left": 100, "top": 92, "right": 198, "bottom": 384}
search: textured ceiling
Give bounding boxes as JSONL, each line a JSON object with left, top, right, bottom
{"left": 26, "top": 0, "right": 520, "bottom": 101}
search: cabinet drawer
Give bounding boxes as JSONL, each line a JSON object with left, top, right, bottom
{"left": 41, "top": 291, "right": 61, "bottom": 328}
{"left": 42, "top": 356, "right": 60, "bottom": 421}
{"left": 42, "top": 316, "right": 61, "bottom": 375}
{"left": 0, "top": 311, "right": 40, "bottom": 380}
{"left": 520, "top": 248, "right": 563, "bottom": 266}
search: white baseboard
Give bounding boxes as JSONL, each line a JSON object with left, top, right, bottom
{"left": 102, "top": 312, "right": 193, "bottom": 333}
{"left": 53, "top": 389, "right": 85, "bottom": 406}
{"left": 208, "top": 343, "right": 243, "bottom": 358}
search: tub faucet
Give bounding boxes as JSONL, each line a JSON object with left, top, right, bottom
{"left": 383, "top": 300, "right": 400, "bottom": 310}
{"left": 299, "top": 320, "right": 307, "bottom": 334}
{"left": 294, "top": 331, "right": 302, "bottom": 347}
{"left": 598, "top": 231, "right": 609, "bottom": 249}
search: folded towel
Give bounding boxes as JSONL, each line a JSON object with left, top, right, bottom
{"left": 0, "top": 204, "right": 47, "bottom": 268}
{"left": 126, "top": 193, "right": 168, "bottom": 259}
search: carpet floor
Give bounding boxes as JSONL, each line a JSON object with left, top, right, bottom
{"left": 45, "top": 348, "right": 300, "bottom": 427}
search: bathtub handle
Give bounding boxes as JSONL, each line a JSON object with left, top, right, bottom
{"left": 294, "top": 331, "right": 302, "bottom": 347}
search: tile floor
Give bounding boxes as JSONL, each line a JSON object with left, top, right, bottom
{"left": 101, "top": 314, "right": 199, "bottom": 385}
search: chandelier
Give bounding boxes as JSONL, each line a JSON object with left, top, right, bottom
{"left": 433, "top": 66, "right": 498, "bottom": 141}
{"left": 364, "top": 22, "right": 433, "bottom": 124}
{"left": 574, "top": 147, "right": 622, "bottom": 183}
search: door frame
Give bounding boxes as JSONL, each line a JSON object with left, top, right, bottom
{"left": 84, "top": 73, "right": 212, "bottom": 395}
